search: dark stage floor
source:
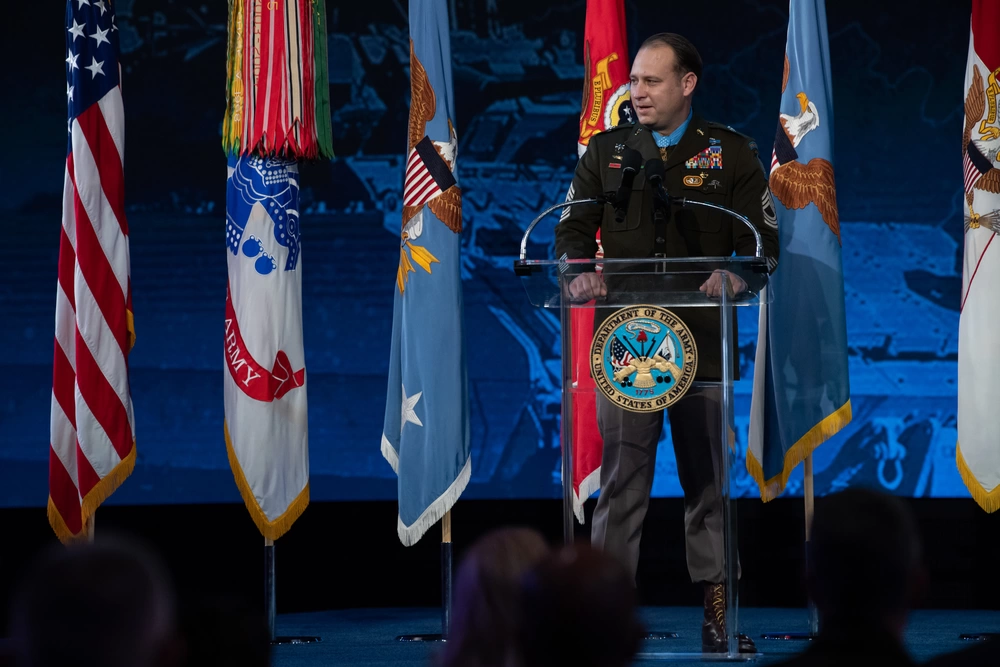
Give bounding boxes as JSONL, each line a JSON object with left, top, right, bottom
{"left": 268, "top": 607, "right": 1000, "bottom": 665}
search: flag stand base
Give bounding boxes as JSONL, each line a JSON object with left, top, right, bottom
{"left": 270, "top": 636, "right": 322, "bottom": 645}
{"left": 760, "top": 632, "right": 814, "bottom": 641}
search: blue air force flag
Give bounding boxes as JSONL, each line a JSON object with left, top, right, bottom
{"left": 748, "top": 0, "right": 851, "bottom": 500}
{"left": 381, "top": 0, "right": 469, "bottom": 546}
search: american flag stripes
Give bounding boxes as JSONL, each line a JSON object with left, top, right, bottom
{"left": 49, "top": 0, "right": 135, "bottom": 542}
{"left": 610, "top": 337, "right": 634, "bottom": 367}
{"left": 404, "top": 136, "right": 457, "bottom": 209}
{"left": 964, "top": 141, "right": 992, "bottom": 194}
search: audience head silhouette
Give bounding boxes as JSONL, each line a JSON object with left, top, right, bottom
{"left": 519, "top": 544, "right": 644, "bottom": 667}
{"left": 9, "top": 536, "right": 180, "bottom": 667}
{"left": 807, "top": 488, "right": 924, "bottom": 637}
{"left": 438, "top": 526, "right": 550, "bottom": 667}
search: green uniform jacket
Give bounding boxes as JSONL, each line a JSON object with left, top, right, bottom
{"left": 554, "top": 113, "right": 780, "bottom": 381}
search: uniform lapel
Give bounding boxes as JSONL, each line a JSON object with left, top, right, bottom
{"left": 664, "top": 112, "right": 710, "bottom": 172}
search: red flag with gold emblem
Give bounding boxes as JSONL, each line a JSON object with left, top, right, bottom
{"left": 569, "top": 0, "right": 631, "bottom": 522}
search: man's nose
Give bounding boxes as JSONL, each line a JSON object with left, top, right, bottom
{"left": 631, "top": 82, "right": 644, "bottom": 99}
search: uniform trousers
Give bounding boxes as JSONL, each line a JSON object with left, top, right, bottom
{"left": 591, "top": 385, "right": 735, "bottom": 584}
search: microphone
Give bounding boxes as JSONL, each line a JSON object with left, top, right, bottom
{"left": 608, "top": 147, "right": 643, "bottom": 222}
{"left": 643, "top": 158, "right": 667, "bottom": 200}
{"left": 643, "top": 159, "right": 670, "bottom": 257}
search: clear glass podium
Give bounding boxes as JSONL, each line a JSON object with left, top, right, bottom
{"left": 514, "top": 255, "right": 771, "bottom": 661}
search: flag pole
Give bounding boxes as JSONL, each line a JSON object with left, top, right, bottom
{"left": 265, "top": 537, "right": 276, "bottom": 642}
{"left": 395, "top": 510, "right": 455, "bottom": 642}
{"left": 804, "top": 455, "right": 819, "bottom": 635}
{"left": 441, "top": 510, "right": 453, "bottom": 637}
{"left": 85, "top": 511, "right": 95, "bottom": 543}
{"left": 263, "top": 536, "right": 320, "bottom": 645}
{"left": 761, "top": 456, "right": 819, "bottom": 641}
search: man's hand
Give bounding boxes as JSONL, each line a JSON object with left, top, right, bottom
{"left": 568, "top": 272, "right": 607, "bottom": 302}
{"left": 699, "top": 270, "right": 747, "bottom": 299}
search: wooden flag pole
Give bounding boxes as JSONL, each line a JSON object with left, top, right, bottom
{"left": 760, "top": 455, "right": 820, "bottom": 641}
{"left": 441, "top": 510, "right": 453, "bottom": 638}
{"left": 85, "top": 511, "right": 95, "bottom": 542}
{"left": 803, "top": 455, "right": 819, "bottom": 635}
{"left": 395, "top": 510, "right": 455, "bottom": 642}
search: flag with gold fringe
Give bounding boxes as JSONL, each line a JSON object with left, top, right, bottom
{"left": 222, "top": 0, "right": 332, "bottom": 540}
{"left": 49, "top": 0, "right": 136, "bottom": 542}
{"left": 956, "top": 0, "right": 1000, "bottom": 512}
{"left": 223, "top": 0, "right": 333, "bottom": 159}
{"left": 748, "top": 0, "right": 851, "bottom": 501}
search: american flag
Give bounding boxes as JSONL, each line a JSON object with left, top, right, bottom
{"left": 610, "top": 337, "right": 633, "bottom": 367}
{"left": 49, "top": 0, "right": 135, "bottom": 542}
{"left": 404, "top": 136, "right": 457, "bottom": 208}
{"left": 964, "top": 141, "right": 991, "bottom": 194}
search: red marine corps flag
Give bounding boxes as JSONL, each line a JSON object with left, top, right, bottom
{"left": 567, "top": 0, "right": 632, "bottom": 521}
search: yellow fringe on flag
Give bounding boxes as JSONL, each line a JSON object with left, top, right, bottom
{"left": 746, "top": 399, "right": 853, "bottom": 502}
{"left": 47, "top": 496, "right": 82, "bottom": 544}
{"left": 956, "top": 444, "right": 1000, "bottom": 513}
{"left": 126, "top": 307, "right": 136, "bottom": 352}
{"left": 224, "top": 421, "right": 309, "bottom": 540}
{"left": 80, "top": 444, "right": 137, "bottom": 520}
{"left": 47, "top": 445, "right": 138, "bottom": 544}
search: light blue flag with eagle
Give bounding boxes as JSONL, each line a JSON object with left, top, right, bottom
{"left": 748, "top": 0, "right": 851, "bottom": 501}
{"left": 381, "top": 0, "right": 469, "bottom": 546}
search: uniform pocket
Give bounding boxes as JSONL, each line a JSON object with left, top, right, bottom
{"left": 604, "top": 173, "right": 646, "bottom": 233}
{"left": 677, "top": 176, "right": 729, "bottom": 234}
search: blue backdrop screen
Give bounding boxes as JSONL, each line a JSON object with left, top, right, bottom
{"left": 0, "top": 0, "right": 970, "bottom": 506}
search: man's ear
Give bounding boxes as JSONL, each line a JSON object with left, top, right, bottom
{"left": 683, "top": 72, "right": 698, "bottom": 97}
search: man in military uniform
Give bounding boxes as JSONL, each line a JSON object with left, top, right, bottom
{"left": 555, "top": 33, "right": 779, "bottom": 653}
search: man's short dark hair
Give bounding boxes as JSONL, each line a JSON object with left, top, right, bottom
{"left": 808, "top": 488, "right": 923, "bottom": 620}
{"left": 639, "top": 33, "right": 703, "bottom": 80}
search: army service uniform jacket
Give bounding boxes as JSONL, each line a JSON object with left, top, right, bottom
{"left": 554, "top": 114, "right": 780, "bottom": 380}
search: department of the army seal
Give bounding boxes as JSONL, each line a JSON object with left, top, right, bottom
{"left": 590, "top": 305, "right": 698, "bottom": 413}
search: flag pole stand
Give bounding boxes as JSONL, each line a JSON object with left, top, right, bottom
{"left": 396, "top": 510, "right": 453, "bottom": 642}
{"left": 264, "top": 537, "right": 320, "bottom": 645}
{"left": 85, "top": 511, "right": 95, "bottom": 542}
{"left": 760, "top": 455, "right": 819, "bottom": 641}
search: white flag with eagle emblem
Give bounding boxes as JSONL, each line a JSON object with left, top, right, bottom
{"left": 957, "top": 0, "right": 1000, "bottom": 512}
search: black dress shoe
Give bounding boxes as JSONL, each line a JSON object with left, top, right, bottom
{"left": 702, "top": 583, "right": 757, "bottom": 653}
